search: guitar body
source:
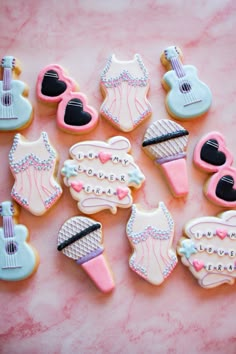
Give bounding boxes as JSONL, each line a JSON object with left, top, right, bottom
{"left": 0, "top": 80, "right": 32, "bottom": 131}
{"left": 163, "top": 65, "right": 212, "bottom": 120}
{"left": 0, "top": 224, "right": 38, "bottom": 281}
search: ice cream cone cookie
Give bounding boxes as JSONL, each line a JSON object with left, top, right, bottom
{"left": 160, "top": 46, "right": 212, "bottom": 120}
{"left": 37, "top": 64, "right": 98, "bottom": 134}
{"left": 61, "top": 136, "right": 145, "bottom": 214}
{"left": 178, "top": 211, "right": 236, "bottom": 288}
{"left": 0, "top": 56, "right": 33, "bottom": 131}
{"left": 126, "top": 202, "right": 177, "bottom": 285}
{"left": 9, "top": 132, "right": 62, "bottom": 216}
{"left": 100, "top": 54, "right": 152, "bottom": 132}
{"left": 142, "top": 119, "right": 189, "bottom": 197}
{"left": 0, "top": 201, "right": 39, "bottom": 281}
{"left": 57, "top": 216, "right": 114, "bottom": 293}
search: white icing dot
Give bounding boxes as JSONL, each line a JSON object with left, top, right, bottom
{"left": 228, "top": 249, "right": 236, "bottom": 258}
{"left": 194, "top": 231, "right": 202, "bottom": 239}
{"left": 119, "top": 174, "right": 126, "bottom": 183}
{"left": 229, "top": 232, "right": 236, "bottom": 240}
{"left": 205, "top": 263, "right": 213, "bottom": 271}
{"left": 97, "top": 171, "right": 105, "bottom": 180}
{"left": 84, "top": 185, "right": 93, "bottom": 193}
{"left": 88, "top": 151, "right": 95, "bottom": 160}
{"left": 216, "top": 263, "right": 224, "bottom": 272}
{"left": 108, "top": 173, "right": 116, "bottom": 182}
{"left": 227, "top": 264, "right": 234, "bottom": 272}
{"left": 207, "top": 245, "right": 214, "bottom": 254}
{"left": 112, "top": 155, "right": 120, "bottom": 164}
{"left": 122, "top": 158, "right": 129, "bottom": 166}
{"left": 197, "top": 243, "right": 205, "bottom": 252}
{"left": 94, "top": 186, "right": 102, "bottom": 195}
{"left": 77, "top": 152, "right": 84, "bottom": 160}
{"left": 106, "top": 187, "right": 113, "bottom": 196}
{"left": 77, "top": 164, "right": 84, "bottom": 173}
{"left": 217, "top": 248, "right": 225, "bottom": 257}
{"left": 86, "top": 168, "right": 94, "bottom": 176}
{"left": 206, "top": 230, "right": 213, "bottom": 239}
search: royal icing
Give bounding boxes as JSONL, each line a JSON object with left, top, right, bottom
{"left": 0, "top": 201, "right": 39, "bottom": 281}
{"left": 0, "top": 56, "right": 33, "bottom": 131}
{"left": 178, "top": 210, "right": 236, "bottom": 288}
{"left": 37, "top": 64, "right": 98, "bottom": 134}
{"left": 57, "top": 216, "right": 114, "bottom": 293}
{"left": 142, "top": 119, "right": 189, "bottom": 196}
{"left": 9, "top": 132, "right": 62, "bottom": 216}
{"left": 61, "top": 136, "right": 145, "bottom": 214}
{"left": 100, "top": 54, "right": 152, "bottom": 132}
{"left": 193, "top": 131, "right": 236, "bottom": 207}
{"left": 160, "top": 46, "right": 212, "bottom": 120}
{"left": 126, "top": 202, "right": 177, "bottom": 285}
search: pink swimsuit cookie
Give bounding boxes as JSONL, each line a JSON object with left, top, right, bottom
{"left": 9, "top": 132, "right": 62, "bottom": 216}
{"left": 178, "top": 211, "right": 236, "bottom": 288}
{"left": 61, "top": 136, "right": 145, "bottom": 214}
{"left": 193, "top": 131, "right": 236, "bottom": 207}
{"left": 142, "top": 119, "right": 189, "bottom": 197}
{"left": 57, "top": 216, "right": 114, "bottom": 293}
{"left": 37, "top": 64, "right": 98, "bottom": 134}
{"left": 126, "top": 202, "right": 177, "bottom": 285}
{"left": 100, "top": 54, "right": 152, "bottom": 132}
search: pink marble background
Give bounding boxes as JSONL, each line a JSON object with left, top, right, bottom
{"left": 0, "top": 0, "right": 236, "bottom": 353}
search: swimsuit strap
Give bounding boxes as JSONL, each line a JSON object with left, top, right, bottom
{"left": 101, "top": 54, "right": 149, "bottom": 88}
{"left": 9, "top": 132, "right": 56, "bottom": 173}
{"left": 127, "top": 202, "right": 174, "bottom": 243}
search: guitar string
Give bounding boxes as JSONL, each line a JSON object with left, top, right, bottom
{"left": 171, "top": 58, "right": 199, "bottom": 105}
{"left": 1, "top": 66, "right": 16, "bottom": 120}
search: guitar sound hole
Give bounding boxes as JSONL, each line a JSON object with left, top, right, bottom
{"left": 6, "top": 241, "right": 17, "bottom": 255}
{"left": 2, "top": 93, "right": 12, "bottom": 106}
{"left": 180, "top": 82, "right": 191, "bottom": 93}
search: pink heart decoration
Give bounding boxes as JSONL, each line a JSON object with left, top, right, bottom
{"left": 216, "top": 229, "right": 227, "bottom": 240}
{"left": 116, "top": 187, "right": 129, "bottom": 200}
{"left": 193, "top": 260, "right": 204, "bottom": 272}
{"left": 71, "top": 181, "right": 84, "bottom": 193}
{"left": 98, "top": 152, "right": 112, "bottom": 164}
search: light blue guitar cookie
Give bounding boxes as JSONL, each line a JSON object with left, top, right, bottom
{"left": 0, "top": 56, "right": 33, "bottom": 131}
{"left": 161, "top": 46, "right": 212, "bottom": 120}
{"left": 0, "top": 201, "right": 39, "bottom": 281}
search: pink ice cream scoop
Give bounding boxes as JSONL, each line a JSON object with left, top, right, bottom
{"left": 57, "top": 216, "right": 114, "bottom": 293}
{"left": 142, "top": 119, "right": 189, "bottom": 196}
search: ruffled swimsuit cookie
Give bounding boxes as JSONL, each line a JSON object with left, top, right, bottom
{"left": 100, "top": 54, "right": 152, "bottom": 132}
{"left": 9, "top": 132, "right": 62, "bottom": 216}
{"left": 126, "top": 202, "right": 177, "bottom": 285}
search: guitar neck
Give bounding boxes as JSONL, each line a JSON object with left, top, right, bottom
{"left": 170, "top": 57, "right": 186, "bottom": 78}
{"left": 3, "top": 67, "right": 12, "bottom": 91}
{"left": 3, "top": 215, "right": 14, "bottom": 238}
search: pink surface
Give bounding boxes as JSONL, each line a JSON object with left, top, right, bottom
{"left": 0, "top": 1, "right": 236, "bottom": 353}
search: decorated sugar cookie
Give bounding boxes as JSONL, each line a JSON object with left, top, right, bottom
{"left": 0, "top": 201, "right": 39, "bottom": 281}
{"left": 100, "top": 54, "right": 152, "bottom": 132}
{"left": 37, "top": 64, "right": 98, "bottom": 134}
{"left": 142, "top": 119, "right": 189, "bottom": 197}
{"left": 160, "top": 46, "right": 212, "bottom": 120}
{"left": 178, "top": 211, "right": 236, "bottom": 288}
{"left": 9, "top": 132, "right": 62, "bottom": 216}
{"left": 126, "top": 202, "right": 177, "bottom": 285}
{"left": 57, "top": 216, "right": 114, "bottom": 293}
{"left": 193, "top": 131, "right": 236, "bottom": 207}
{"left": 0, "top": 56, "right": 33, "bottom": 131}
{"left": 61, "top": 136, "right": 145, "bottom": 214}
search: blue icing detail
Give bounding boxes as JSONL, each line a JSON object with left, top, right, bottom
{"left": 61, "top": 161, "right": 78, "bottom": 178}
{"left": 179, "top": 239, "right": 197, "bottom": 259}
{"left": 128, "top": 169, "right": 144, "bottom": 185}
